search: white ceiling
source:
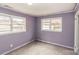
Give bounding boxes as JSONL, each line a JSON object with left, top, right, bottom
{"left": 0, "top": 3, "right": 76, "bottom": 16}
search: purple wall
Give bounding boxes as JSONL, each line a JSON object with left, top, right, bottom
{"left": 0, "top": 6, "right": 75, "bottom": 54}
{"left": 0, "top": 7, "right": 35, "bottom": 54}
{"left": 36, "top": 12, "right": 74, "bottom": 48}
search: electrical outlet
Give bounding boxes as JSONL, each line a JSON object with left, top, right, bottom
{"left": 10, "top": 44, "right": 13, "bottom": 48}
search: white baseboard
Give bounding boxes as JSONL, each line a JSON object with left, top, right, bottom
{"left": 2, "top": 40, "right": 34, "bottom": 55}
{"left": 2, "top": 39, "right": 73, "bottom": 55}
{"left": 38, "top": 39, "right": 74, "bottom": 49}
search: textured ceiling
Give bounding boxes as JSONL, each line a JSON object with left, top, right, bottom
{"left": 0, "top": 3, "right": 76, "bottom": 16}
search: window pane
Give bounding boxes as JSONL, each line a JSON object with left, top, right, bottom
{"left": 51, "top": 17, "right": 62, "bottom": 32}
{"left": 42, "top": 27, "right": 50, "bottom": 30}
{"left": 0, "top": 15, "right": 11, "bottom": 32}
{"left": 12, "top": 17, "right": 26, "bottom": 32}
{"left": 42, "top": 19, "right": 50, "bottom": 23}
{"left": 0, "top": 14, "right": 26, "bottom": 33}
{"left": 0, "top": 16, "right": 11, "bottom": 24}
{"left": 13, "top": 25, "right": 25, "bottom": 32}
{"left": 13, "top": 17, "right": 24, "bottom": 24}
{"left": 0, "top": 25, "right": 10, "bottom": 31}
{"left": 41, "top": 19, "right": 51, "bottom": 31}
{"left": 42, "top": 23, "right": 50, "bottom": 28}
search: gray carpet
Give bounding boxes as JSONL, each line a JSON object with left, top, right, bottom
{"left": 7, "top": 41, "right": 74, "bottom": 55}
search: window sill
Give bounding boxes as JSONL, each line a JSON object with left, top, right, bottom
{"left": 0, "top": 31, "right": 26, "bottom": 35}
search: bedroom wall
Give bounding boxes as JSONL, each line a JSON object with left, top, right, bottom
{"left": 0, "top": 7, "right": 35, "bottom": 54}
{"left": 36, "top": 12, "right": 75, "bottom": 49}
{"left": 0, "top": 5, "right": 75, "bottom": 54}
{"left": 74, "top": 3, "right": 79, "bottom": 54}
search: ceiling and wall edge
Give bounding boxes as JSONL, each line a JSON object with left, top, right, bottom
{"left": 0, "top": 4, "right": 35, "bottom": 17}
{"left": 0, "top": 3, "right": 77, "bottom": 17}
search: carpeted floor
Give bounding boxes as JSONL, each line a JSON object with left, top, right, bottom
{"left": 7, "top": 41, "right": 74, "bottom": 55}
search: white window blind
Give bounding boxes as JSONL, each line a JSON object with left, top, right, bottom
{"left": 41, "top": 17, "right": 62, "bottom": 32}
{"left": 0, "top": 15, "right": 11, "bottom": 32}
{"left": 12, "top": 17, "right": 26, "bottom": 32}
{"left": 0, "top": 13, "right": 26, "bottom": 34}
{"left": 41, "top": 19, "right": 50, "bottom": 31}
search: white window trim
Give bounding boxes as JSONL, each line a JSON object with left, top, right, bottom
{"left": 0, "top": 13, "right": 26, "bottom": 35}
{"left": 11, "top": 15, "right": 26, "bottom": 32}
{"left": 41, "top": 17, "right": 62, "bottom": 32}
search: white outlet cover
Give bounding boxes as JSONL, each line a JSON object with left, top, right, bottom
{"left": 10, "top": 44, "right": 13, "bottom": 48}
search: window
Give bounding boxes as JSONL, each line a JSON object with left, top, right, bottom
{"left": 41, "top": 19, "right": 50, "bottom": 31}
{"left": 41, "top": 17, "right": 62, "bottom": 32}
{"left": 0, "top": 15, "right": 11, "bottom": 32}
{"left": 0, "top": 13, "right": 26, "bottom": 34}
{"left": 12, "top": 17, "right": 26, "bottom": 32}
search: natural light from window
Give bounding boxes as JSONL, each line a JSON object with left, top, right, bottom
{"left": 41, "top": 17, "right": 62, "bottom": 32}
{"left": 0, "top": 13, "right": 26, "bottom": 34}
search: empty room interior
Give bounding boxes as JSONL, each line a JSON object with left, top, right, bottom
{"left": 0, "top": 3, "right": 79, "bottom": 55}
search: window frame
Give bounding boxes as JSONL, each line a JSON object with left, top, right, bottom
{"left": 0, "top": 13, "right": 11, "bottom": 32}
{"left": 41, "top": 17, "right": 62, "bottom": 32}
{"left": 0, "top": 13, "right": 26, "bottom": 35}
{"left": 41, "top": 18, "right": 51, "bottom": 31}
{"left": 11, "top": 15, "right": 26, "bottom": 32}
